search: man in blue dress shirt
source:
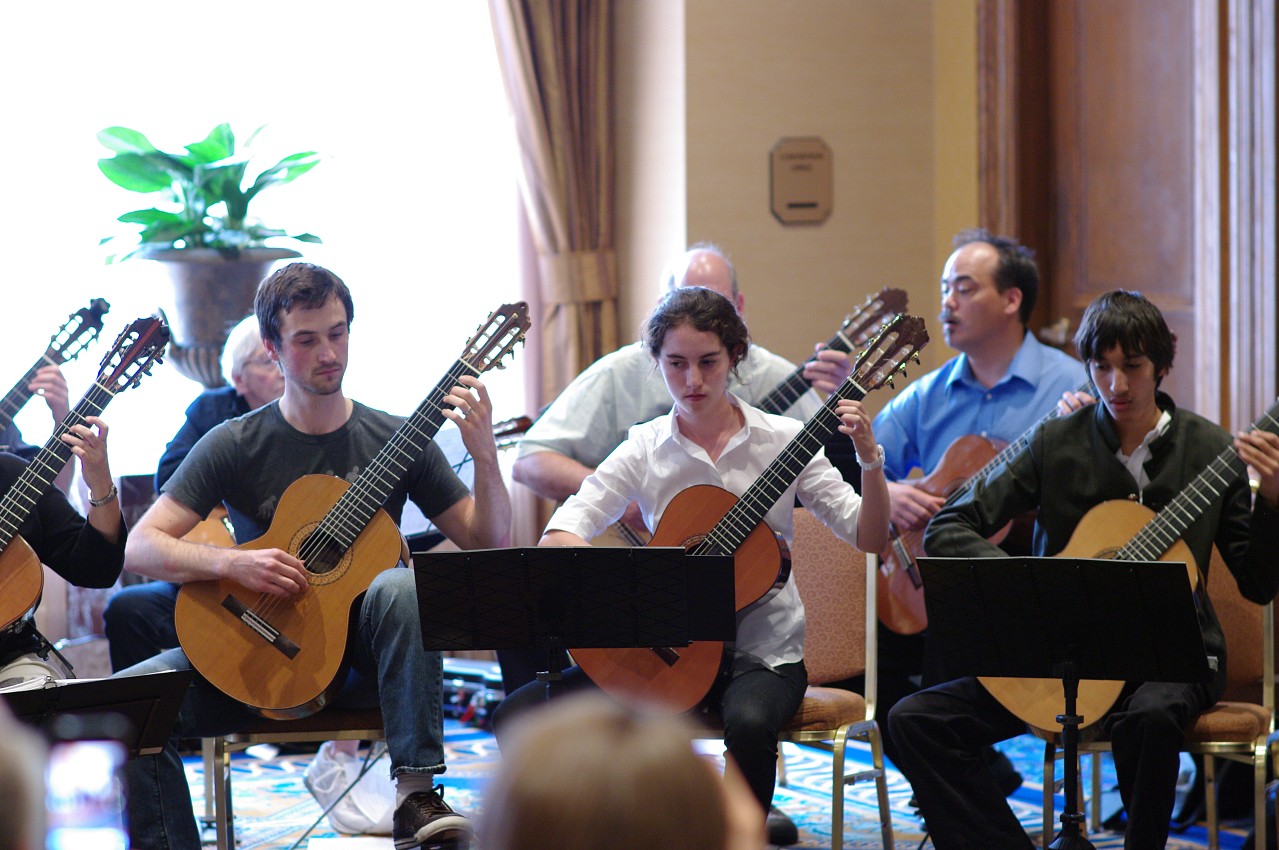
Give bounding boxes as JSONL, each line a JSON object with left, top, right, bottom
{"left": 865, "top": 228, "right": 1087, "bottom": 792}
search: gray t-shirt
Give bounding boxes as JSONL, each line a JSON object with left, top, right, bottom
{"left": 164, "top": 400, "right": 470, "bottom": 544}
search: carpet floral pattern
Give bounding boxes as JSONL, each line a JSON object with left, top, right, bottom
{"left": 186, "top": 721, "right": 1247, "bottom": 849}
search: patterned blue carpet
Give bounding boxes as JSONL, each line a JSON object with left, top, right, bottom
{"left": 186, "top": 721, "right": 1249, "bottom": 849}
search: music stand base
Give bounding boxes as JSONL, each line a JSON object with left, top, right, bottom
{"left": 1047, "top": 826, "right": 1096, "bottom": 850}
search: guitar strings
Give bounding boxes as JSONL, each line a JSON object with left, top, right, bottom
{"left": 242, "top": 317, "right": 527, "bottom": 631}
{"left": 1115, "top": 402, "right": 1279, "bottom": 565}
{"left": 0, "top": 382, "right": 115, "bottom": 548}
{"left": 247, "top": 361, "right": 473, "bottom": 626}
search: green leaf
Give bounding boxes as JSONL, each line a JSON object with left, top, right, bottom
{"left": 186, "top": 123, "right": 236, "bottom": 164}
{"left": 98, "top": 155, "right": 176, "bottom": 193}
{"left": 118, "top": 208, "right": 188, "bottom": 226}
{"left": 97, "top": 126, "right": 158, "bottom": 155}
{"left": 245, "top": 152, "right": 320, "bottom": 197}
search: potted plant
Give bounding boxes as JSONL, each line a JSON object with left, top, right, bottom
{"left": 98, "top": 123, "right": 322, "bottom": 387}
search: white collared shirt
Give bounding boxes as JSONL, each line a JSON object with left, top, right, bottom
{"left": 1117, "top": 408, "right": 1173, "bottom": 492}
{"left": 547, "top": 394, "right": 865, "bottom": 667}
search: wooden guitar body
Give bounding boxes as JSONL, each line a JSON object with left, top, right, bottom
{"left": 979, "top": 498, "right": 1199, "bottom": 733}
{"left": 878, "top": 435, "right": 1006, "bottom": 634}
{"left": 175, "top": 475, "right": 406, "bottom": 719}
{"left": 0, "top": 537, "right": 43, "bottom": 631}
{"left": 572, "top": 484, "right": 789, "bottom": 713}
{"left": 182, "top": 505, "right": 235, "bottom": 548}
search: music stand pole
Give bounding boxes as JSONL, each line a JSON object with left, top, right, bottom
{"left": 1047, "top": 660, "right": 1093, "bottom": 850}
{"left": 536, "top": 636, "right": 566, "bottom": 701}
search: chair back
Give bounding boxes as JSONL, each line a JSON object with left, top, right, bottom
{"left": 788, "top": 507, "right": 868, "bottom": 685}
{"left": 1207, "top": 547, "right": 1266, "bottom": 704}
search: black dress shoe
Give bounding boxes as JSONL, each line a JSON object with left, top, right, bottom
{"left": 985, "top": 747, "right": 1024, "bottom": 796}
{"left": 766, "top": 806, "right": 799, "bottom": 846}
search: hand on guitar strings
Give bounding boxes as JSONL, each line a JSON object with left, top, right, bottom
{"left": 1234, "top": 428, "right": 1279, "bottom": 509}
{"left": 802, "top": 344, "right": 853, "bottom": 395}
{"left": 231, "top": 548, "right": 309, "bottom": 597}
{"left": 61, "top": 415, "right": 113, "bottom": 501}
{"left": 885, "top": 481, "right": 945, "bottom": 532}
{"left": 442, "top": 375, "right": 499, "bottom": 462}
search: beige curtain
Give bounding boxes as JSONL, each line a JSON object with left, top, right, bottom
{"left": 488, "top": 0, "right": 619, "bottom": 411}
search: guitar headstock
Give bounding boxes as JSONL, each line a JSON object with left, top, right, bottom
{"left": 48, "top": 298, "right": 112, "bottom": 365}
{"left": 837, "top": 287, "right": 911, "bottom": 350}
{"left": 462, "top": 302, "right": 531, "bottom": 374}
{"left": 96, "top": 316, "right": 170, "bottom": 394}
{"left": 849, "top": 314, "right": 929, "bottom": 393}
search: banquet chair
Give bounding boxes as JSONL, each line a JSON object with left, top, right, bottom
{"left": 767, "top": 507, "right": 895, "bottom": 850}
{"left": 203, "top": 707, "right": 385, "bottom": 850}
{"left": 1040, "top": 550, "right": 1273, "bottom": 850}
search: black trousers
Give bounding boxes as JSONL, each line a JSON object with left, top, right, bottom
{"left": 888, "top": 675, "right": 1217, "bottom": 850}
{"left": 491, "top": 658, "right": 808, "bottom": 812}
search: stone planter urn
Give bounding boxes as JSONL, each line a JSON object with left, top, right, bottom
{"left": 144, "top": 247, "right": 301, "bottom": 387}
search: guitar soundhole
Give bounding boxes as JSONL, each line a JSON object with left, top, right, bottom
{"left": 307, "top": 537, "right": 346, "bottom": 575}
{"left": 290, "top": 524, "right": 349, "bottom": 583}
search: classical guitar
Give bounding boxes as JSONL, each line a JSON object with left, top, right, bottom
{"left": 597, "top": 287, "right": 911, "bottom": 549}
{"left": 0, "top": 299, "right": 111, "bottom": 438}
{"left": 979, "top": 398, "right": 1279, "bottom": 734}
{"left": 174, "top": 302, "right": 530, "bottom": 719}
{"left": 0, "top": 317, "right": 169, "bottom": 630}
{"left": 572, "top": 314, "right": 929, "bottom": 712}
{"left": 879, "top": 379, "right": 1094, "bottom": 635}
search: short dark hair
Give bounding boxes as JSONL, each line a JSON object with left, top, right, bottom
{"left": 953, "top": 228, "right": 1040, "bottom": 324}
{"left": 642, "top": 286, "right": 750, "bottom": 374}
{"left": 1073, "top": 290, "right": 1176, "bottom": 387}
{"left": 254, "top": 263, "right": 354, "bottom": 347}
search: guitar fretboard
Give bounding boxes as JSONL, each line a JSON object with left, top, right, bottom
{"left": 693, "top": 379, "right": 867, "bottom": 558}
{"left": 1115, "top": 401, "right": 1279, "bottom": 563}
{"left": 0, "top": 380, "right": 120, "bottom": 551}
{"left": 754, "top": 290, "right": 904, "bottom": 416}
{"left": 300, "top": 358, "right": 477, "bottom": 562}
{"left": 949, "top": 380, "right": 1094, "bottom": 503}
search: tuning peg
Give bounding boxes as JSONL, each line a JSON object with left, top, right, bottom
{"left": 887, "top": 376, "right": 896, "bottom": 389}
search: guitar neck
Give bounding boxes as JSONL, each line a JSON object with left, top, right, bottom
{"left": 0, "top": 382, "right": 118, "bottom": 551}
{"left": 695, "top": 379, "right": 868, "bottom": 557}
{"left": 756, "top": 329, "right": 856, "bottom": 416}
{"left": 950, "top": 380, "right": 1094, "bottom": 504}
{"left": 315, "top": 359, "right": 472, "bottom": 551}
{"left": 755, "top": 306, "right": 885, "bottom": 416}
{"left": 1117, "top": 400, "right": 1279, "bottom": 561}
{"left": 0, "top": 351, "right": 58, "bottom": 438}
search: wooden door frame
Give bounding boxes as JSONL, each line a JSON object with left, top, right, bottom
{"left": 977, "top": 0, "right": 1275, "bottom": 427}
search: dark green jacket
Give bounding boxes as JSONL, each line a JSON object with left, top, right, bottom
{"left": 925, "top": 393, "right": 1279, "bottom": 690}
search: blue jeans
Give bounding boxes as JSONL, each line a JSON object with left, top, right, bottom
{"left": 119, "top": 567, "right": 446, "bottom": 850}
{"left": 103, "top": 581, "right": 180, "bottom": 673}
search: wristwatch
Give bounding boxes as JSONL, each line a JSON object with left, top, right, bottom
{"left": 89, "top": 483, "right": 118, "bottom": 507}
{"left": 857, "top": 444, "right": 886, "bottom": 471}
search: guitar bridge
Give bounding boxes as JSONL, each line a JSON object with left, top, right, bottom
{"left": 650, "top": 646, "right": 680, "bottom": 667}
{"left": 221, "top": 595, "right": 301, "bottom": 660}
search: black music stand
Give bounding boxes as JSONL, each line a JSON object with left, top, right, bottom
{"left": 412, "top": 546, "right": 736, "bottom": 698}
{"left": 917, "top": 556, "right": 1212, "bottom": 850}
{"left": 1, "top": 669, "right": 192, "bottom": 757}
